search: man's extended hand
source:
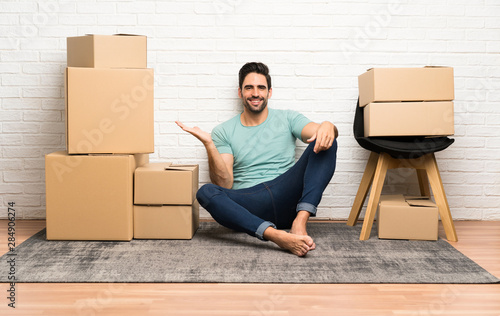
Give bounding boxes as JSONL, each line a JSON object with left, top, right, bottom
{"left": 306, "top": 121, "right": 337, "bottom": 153}
{"left": 175, "top": 121, "right": 212, "bottom": 146}
{"left": 176, "top": 121, "right": 234, "bottom": 188}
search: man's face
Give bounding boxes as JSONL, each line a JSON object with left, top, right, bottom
{"left": 238, "top": 72, "right": 272, "bottom": 114}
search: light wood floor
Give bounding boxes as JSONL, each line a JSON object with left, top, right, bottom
{"left": 0, "top": 220, "right": 499, "bottom": 316}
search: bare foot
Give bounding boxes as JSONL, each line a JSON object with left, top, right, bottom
{"left": 290, "top": 227, "right": 316, "bottom": 251}
{"left": 264, "top": 228, "right": 314, "bottom": 257}
{"left": 290, "top": 221, "right": 308, "bottom": 235}
{"left": 290, "top": 211, "right": 316, "bottom": 250}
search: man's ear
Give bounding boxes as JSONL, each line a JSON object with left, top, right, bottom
{"left": 268, "top": 87, "right": 272, "bottom": 98}
{"left": 238, "top": 87, "right": 242, "bottom": 98}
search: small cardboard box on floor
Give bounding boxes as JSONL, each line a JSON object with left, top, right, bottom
{"left": 358, "top": 67, "right": 454, "bottom": 107}
{"left": 65, "top": 67, "right": 154, "bottom": 154}
{"left": 133, "top": 163, "right": 200, "bottom": 239}
{"left": 134, "top": 202, "right": 200, "bottom": 240}
{"left": 377, "top": 195, "right": 438, "bottom": 241}
{"left": 67, "top": 34, "right": 147, "bottom": 68}
{"left": 45, "top": 151, "right": 149, "bottom": 241}
{"left": 363, "top": 101, "right": 454, "bottom": 137}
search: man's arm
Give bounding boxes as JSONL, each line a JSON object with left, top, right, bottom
{"left": 301, "top": 121, "right": 338, "bottom": 153}
{"left": 176, "top": 121, "right": 234, "bottom": 189}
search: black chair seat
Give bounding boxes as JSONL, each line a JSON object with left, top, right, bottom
{"left": 354, "top": 99, "right": 454, "bottom": 159}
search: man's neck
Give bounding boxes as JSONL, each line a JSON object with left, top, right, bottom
{"left": 240, "top": 107, "right": 269, "bottom": 127}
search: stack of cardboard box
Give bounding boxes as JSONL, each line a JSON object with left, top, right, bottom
{"left": 46, "top": 35, "right": 200, "bottom": 240}
{"left": 65, "top": 35, "right": 154, "bottom": 154}
{"left": 358, "top": 67, "right": 455, "bottom": 240}
{"left": 134, "top": 163, "right": 199, "bottom": 239}
{"left": 358, "top": 67, "right": 455, "bottom": 137}
{"left": 45, "top": 35, "right": 154, "bottom": 241}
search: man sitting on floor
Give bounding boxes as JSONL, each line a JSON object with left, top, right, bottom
{"left": 176, "top": 62, "right": 338, "bottom": 256}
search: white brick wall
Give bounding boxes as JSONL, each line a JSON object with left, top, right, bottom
{"left": 1, "top": 0, "right": 499, "bottom": 220}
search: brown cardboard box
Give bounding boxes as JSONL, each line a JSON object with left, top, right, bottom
{"left": 377, "top": 195, "right": 438, "bottom": 241}
{"left": 133, "top": 201, "right": 200, "bottom": 239}
{"left": 67, "top": 34, "right": 147, "bottom": 68}
{"left": 45, "top": 151, "right": 149, "bottom": 241}
{"left": 363, "top": 101, "right": 454, "bottom": 137}
{"left": 134, "top": 163, "right": 199, "bottom": 205}
{"left": 358, "top": 67, "right": 454, "bottom": 107}
{"left": 65, "top": 67, "right": 154, "bottom": 154}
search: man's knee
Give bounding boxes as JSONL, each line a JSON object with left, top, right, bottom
{"left": 311, "top": 138, "right": 338, "bottom": 157}
{"left": 307, "top": 138, "right": 337, "bottom": 154}
{"left": 330, "top": 138, "right": 338, "bottom": 154}
{"left": 326, "top": 139, "right": 338, "bottom": 167}
{"left": 196, "top": 183, "right": 223, "bottom": 208}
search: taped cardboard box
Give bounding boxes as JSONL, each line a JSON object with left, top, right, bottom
{"left": 134, "top": 163, "right": 199, "bottom": 205}
{"left": 377, "top": 195, "right": 438, "bottom": 241}
{"left": 364, "top": 101, "right": 454, "bottom": 137}
{"left": 67, "top": 34, "right": 147, "bottom": 68}
{"left": 45, "top": 151, "right": 149, "bottom": 241}
{"left": 133, "top": 201, "right": 200, "bottom": 239}
{"left": 358, "top": 67, "right": 454, "bottom": 107}
{"left": 65, "top": 67, "right": 154, "bottom": 154}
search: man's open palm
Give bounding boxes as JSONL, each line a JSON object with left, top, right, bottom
{"left": 175, "top": 121, "right": 212, "bottom": 145}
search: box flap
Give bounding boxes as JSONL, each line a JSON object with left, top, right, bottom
{"left": 424, "top": 66, "right": 452, "bottom": 68}
{"left": 88, "top": 154, "right": 130, "bottom": 157}
{"left": 405, "top": 196, "right": 436, "bottom": 207}
{"left": 114, "top": 33, "right": 146, "bottom": 37}
{"left": 165, "top": 164, "right": 198, "bottom": 171}
{"left": 83, "top": 34, "right": 145, "bottom": 37}
{"left": 137, "top": 162, "right": 172, "bottom": 172}
{"left": 367, "top": 66, "right": 452, "bottom": 70}
{"left": 406, "top": 199, "right": 436, "bottom": 207}
{"left": 405, "top": 196, "right": 431, "bottom": 200}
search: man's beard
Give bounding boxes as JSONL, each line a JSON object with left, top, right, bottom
{"left": 243, "top": 97, "right": 268, "bottom": 114}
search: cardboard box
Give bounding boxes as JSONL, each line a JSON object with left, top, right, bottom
{"left": 358, "top": 67, "right": 454, "bottom": 107}
{"left": 377, "top": 195, "right": 438, "bottom": 241}
{"left": 45, "top": 151, "right": 149, "bottom": 241}
{"left": 134, "top": 163, "right": 199, "bottom": 205}
{"left": 67, "top": 34, "right": 147, "bottom": 68}
{"left": 363, "top": 101, "right": 454, "bottom": 137}
{"left": 133, "top": 201, "right": 200, "bottom": 239}
{"left": 65, "top": 67, "right": 154, "bottom": 154}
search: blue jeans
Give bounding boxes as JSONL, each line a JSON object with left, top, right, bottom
{"left": 196, "top": 140, "right": 337, "bottom": 240}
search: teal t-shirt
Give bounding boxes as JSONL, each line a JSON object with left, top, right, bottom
{"left": 211, "top": 108, "right": 311, "bottom": 189}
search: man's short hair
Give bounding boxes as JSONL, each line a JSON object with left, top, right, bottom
{"left": 238, "top": 62, "right": 272, "bottom": 90}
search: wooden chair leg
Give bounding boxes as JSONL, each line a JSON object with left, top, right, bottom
{"left": 347, "top": 152, "right": 379, "bottom": 226}
{"left": 416, "top": 169, "right": 431, "bottom": 196}
{"left": 424, "top": 154, "right": 458, "bottom": 242}
{"left": 359, "top": 153, "right": 390, "bottom": 240}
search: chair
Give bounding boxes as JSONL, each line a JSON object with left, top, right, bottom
{"left": 346, "top": 99, "right": 458, "bottom": 241}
